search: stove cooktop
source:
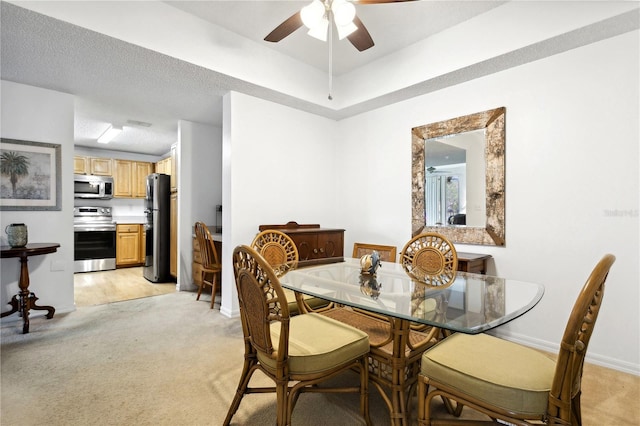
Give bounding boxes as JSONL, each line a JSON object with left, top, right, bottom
{"left": 73, "top": 206, "right": 115, "bottom": 230}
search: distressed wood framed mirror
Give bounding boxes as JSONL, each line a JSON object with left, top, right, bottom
{"left": 411, "top": 107, "right": 506, "bottom": 246}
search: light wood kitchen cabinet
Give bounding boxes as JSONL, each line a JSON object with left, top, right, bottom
{"left": 170, "top": 192, "right": 178, "bottom": 278}
{"left": 74, "top": 156, "right": 87, "bottom": 174}
{"left": 116, "top": 224, "right": 143, "bottom": 267}
{"left": 113, "top": 159, "right": 154, "bottom": 198}
{"left": 134, "top": 161, "right": 153, "bottom": 198}
{"left": 74, "top": 156, "right": 112, "bottom": 176}
{"left": 170, "top": 144, "right": 177, "bottom": 192}
{"left": 155, "top": 157, "right": 170, "bottom": 175}
{"left": 155, "top": 146, "right": 177, "bottom": 192}
{"left": 113, "top": 159, "right": 132, "bottom": 197}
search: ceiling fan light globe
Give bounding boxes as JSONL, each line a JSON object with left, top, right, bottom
{"left": 301, "top": 0, "right": 326, "bottom": 29}
{"left": 337, "top": 21, "right": 357, "bottom": 40}
{"left": 333, "top": 0, "right": 355, "bottom": 26}
{"left": 307, "top": 17, "right": 329, "bottom": 41}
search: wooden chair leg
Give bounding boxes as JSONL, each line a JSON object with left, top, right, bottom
{"left": 209, "top": 273, "right": 219, "bottom": 309}
{"left": 223, "top": 359, "right": 257, "bottom": 426}
{"left": 360, "top": 357, "right": 372, "bottom": 426}
{"left": 418, "top": 375, "right": 427, "bottom": 425}
{"left": 196, "top": 282, "right": 203, "bottom": 301}
{"left": 276, "top": 381, "right": 289, "bottom": 426}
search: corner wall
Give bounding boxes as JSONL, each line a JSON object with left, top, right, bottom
{"left": 1, "top": 81, "right": 76, "bottom": 317}
{"left": 220, "top": 91, "right": 338, "bottom": 317}
{"left": 176, "top": 120, "right": 222, "bottom": 291}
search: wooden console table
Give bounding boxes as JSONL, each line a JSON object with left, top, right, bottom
{"left": 1, "top": 243, "right": 60, "bottom": 334}
{"left": 456, "top": 252, "right": 492, "bottom": 275}
{"left": 258, "top": 222, "right": 345, "bottom": 267}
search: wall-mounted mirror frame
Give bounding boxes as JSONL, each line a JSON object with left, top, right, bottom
{"left": 411, "top": 107, "right": 506, "bottom": 246}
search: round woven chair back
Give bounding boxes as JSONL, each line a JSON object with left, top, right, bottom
{"left": 251, "top": 230, "right": 299, "bottom": 277}
{"left": 400, "top": 232, "right": 458, "bottom": 286}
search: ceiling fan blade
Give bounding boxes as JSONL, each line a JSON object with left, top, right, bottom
{"left": 264, "top": 12, "right": 304, "bottom": 42}
{"left": 347, "top": 15, "right": 374, "bottom": 51}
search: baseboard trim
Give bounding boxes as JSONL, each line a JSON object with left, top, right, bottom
{"left": 491, "top": 329, "right": 640, "bottom": 376}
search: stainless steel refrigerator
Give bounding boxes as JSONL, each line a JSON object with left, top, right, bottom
{"left": 143, "top": 173, "right": 170, "bottom": 283}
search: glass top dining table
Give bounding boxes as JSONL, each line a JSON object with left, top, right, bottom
{"left": 280, "top": 258, "right": 544, "bottom": 425}
{"left": 280, "top": 257, "right": 544, "bottom": 335}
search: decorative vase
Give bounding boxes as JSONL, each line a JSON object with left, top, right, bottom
{"left": 360, "top": 250, "right": 381, "bottom": 275}
{"left": 5, "top": 223, "right": 28, "bottom": 248}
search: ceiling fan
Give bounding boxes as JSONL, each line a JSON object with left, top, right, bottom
{"left": 426, "top": 166, "right": 454, "bottom": 175}
{"left": 264, "top": 0, "right": 415, "bottom": 52}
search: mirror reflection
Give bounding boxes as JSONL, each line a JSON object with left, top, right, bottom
{"left": 424, "top": 129, "right": 486, "bottom": 227}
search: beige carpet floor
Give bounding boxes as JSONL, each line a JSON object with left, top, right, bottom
{"left": 1, "top": 292, "right": 638, "bottom": 425}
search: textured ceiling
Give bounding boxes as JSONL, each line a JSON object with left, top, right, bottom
{"left": 0, "top": 1, "right": 503, "bottom": 156}
{"left": 1, "top": 1, "right": 638, "bottom": 156}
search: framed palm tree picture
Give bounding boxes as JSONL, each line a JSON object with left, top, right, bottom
{"left": 0, "top": 138, "right": 61, "bottom": 211}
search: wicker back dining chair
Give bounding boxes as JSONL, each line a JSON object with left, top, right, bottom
{"left": 223, "top": 245, "right": 371, "bottom": 426}
{"left": 352, "top": 243, "right": 397, "bottom": 263}
{"left": 399, "top": 232, "right": 458, "bottom": 287}
{"left": 194, "top": 221, "right": 222, "bottom": 309}
{"left": 417, "top": 254, "right": 616, "bottom": 426}
{"left": 251, "top": 229, "right": 329, "bottom": 314}
{"left": 251, "top": 229, "right": 299, "bottom": 278}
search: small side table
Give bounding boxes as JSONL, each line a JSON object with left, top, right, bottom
{"left": 1, "top": 243, "right": 60, "bottom": 334}
{"left": 457, "top": 252, "right": 492, "bottom": 275}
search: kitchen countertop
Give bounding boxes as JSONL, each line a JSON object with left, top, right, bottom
{"left": 113, "top": 216, "right": 146, "bottom": 224}
{"left": 113, "top": 219, "right": 222, "bottom": 242}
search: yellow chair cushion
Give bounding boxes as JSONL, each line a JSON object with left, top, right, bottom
{"left": 258, "top": 313, "right": 369, "bottom": 375}
{"left": 421, "top": 333, "right": 556, "bottom": 416}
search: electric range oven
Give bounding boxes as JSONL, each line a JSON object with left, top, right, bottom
{"left": 74, "top": 206, "right": 116, "bottom": 273}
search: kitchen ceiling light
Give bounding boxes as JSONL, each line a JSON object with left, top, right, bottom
{"left": 97, "top": 124, "right": 122, "bottom": 144}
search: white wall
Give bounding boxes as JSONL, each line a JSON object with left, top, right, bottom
{"left": 220, "top": 91, "right": 337, "bottom": 317}
{"left": 336, "top": 31, "right": 639, "bottom": 373}
{"left": 1, "top": 81, "right": 76, "bottom": 317}
{"left": 176, "top": 120, "right": 222, "bottom": 291}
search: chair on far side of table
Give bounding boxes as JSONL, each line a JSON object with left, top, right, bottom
{"left": 251, "top": 229, "right": 330, "bottom": 314}
{"left": 417, "top": 254, "right": 616, "bottom": 426}
{"left": 194, "top": 221, "right": 222, "bottom": 309}
{"left": 251, "top": 229, "right": 299, "bottom": 277}
{"left": 352, "top": 243, "right": 397, "bottom": 263}
{"left": 319, "top": 238, "right": 443, "bottom": 423}
{"left": 399, "top": 232, "right": 458, "bottom": 287}
{"left": 223, "top": 245, "right": 371, "bottom": 426}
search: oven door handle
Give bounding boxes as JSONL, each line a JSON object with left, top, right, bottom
{"left": 74, "top": 227, "right": 116, "bottom": 232}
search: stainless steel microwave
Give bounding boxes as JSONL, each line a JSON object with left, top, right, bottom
{"left": 74, "top": 174, "right": 114, "bottom": 199}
